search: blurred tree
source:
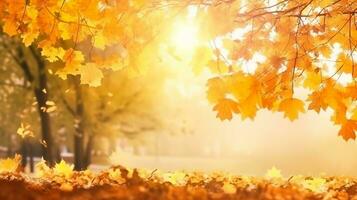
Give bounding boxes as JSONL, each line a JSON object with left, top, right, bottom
{"left": 0, "top": 34, "right": 59, "bottom": 166}
{"left": 56, "top": 66, "right": 169, "bottom": 170}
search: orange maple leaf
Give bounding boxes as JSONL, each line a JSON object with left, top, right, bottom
{"left": 338, "top": 120, "right": 357, "bottom": 141}
{"left": 269, "top": 55, "right": 286, "bottom": 68}
{"left": 278, "top": 98, "right": 305, "bottom": 121}
{"left": 331, "top": 106, "right": 347, "bottom": 125}
{"left": 307, "top": 91, "right": 328, "bottom": 113}
{"left": 213, "top": 98, "right": 239, "bottom": 121}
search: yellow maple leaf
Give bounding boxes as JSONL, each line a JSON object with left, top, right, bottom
{"left": 58, "top": 23, "right": 72, "bottom": 40}
{"left": 303, "top": 71, "right": 321, "bottom": 90}
{"left": 265, "top": 166, "right": 283, "bottom": 179}
{"left": 302, "top": 177, "right": 327, "bottom": 193}
{"left": 35, "top": 158, "right": 50, "bottom": 178}
{"left": 17, "top": 123, "right": 34, "bottom": 139}
{"left": 162, "top": 171, "right": 187, "bottom": 186}
{"left": 93, "top": 31, "right": 107, "bottom": 50}
{"left": 0, "top": 154, "right": 21, "bottom": 173}
{"left": 228, "top": 73, "right": 255, "bottom": 101}
{"left": 108, "top": 168, "right": 126, "bottom": 184}
{"left": 53, "top": 160, "right": 74, "bottom": 178}
{"left": 21, "top": 23, "right": 39, "bottom": 47}
{"left": 278, "top": 98, "right": 305, "bottom": 121}
{"left": 41, "top": 46, "right": 66, "bottom": 62}
{"left": 56, "top": 48, "right": 85, "bottom": 79}
{"left": 79, "top": 63, "right": 104, "bottom": 87}
{"left": 26, "top": 5, "right": 38, "bottom": 19}
{"left": 222, "top": 182, "right": 237, "bottom": 194}
{"left": 206, "top": 77, "right": 226, "bottom": 103}
{"left": 239, "top": 96, "right": 258, "bottom": 120}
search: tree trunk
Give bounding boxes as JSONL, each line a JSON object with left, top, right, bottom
{"left": 83, "top": 134, "right": 94, "bottom": 169}
{"left": 20, "top": 140, "right": 28, "bottom": 170}
{"left": 34, "top": 56, "right": 56, "bottom": 166}
{"left": 74, "top": 128, "right": 84, "bottom": 170}
{"left": 28, "top": 141, "right": 34, "bottom": 173}
{"left": 74, "top": 78, "right": 85, "bottom": 170}
{"left": 17, "top": 45, "right": 57, "bottom": 166}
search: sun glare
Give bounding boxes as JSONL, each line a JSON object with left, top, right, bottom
{"left": 170, "top": 21, "right": 199, "bottom": 52}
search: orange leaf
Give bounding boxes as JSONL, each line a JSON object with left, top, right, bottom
{"left": 213, "top": 98, "right": 239, "bottom": 121}
{"left": 278, "top": 98, "right": 305, "bottom": 121}
{"left": 307, "top": 91, "right": 328, "bottom": 113}
{"left": 338, "top": 120, "right": 357, "bottom": 141}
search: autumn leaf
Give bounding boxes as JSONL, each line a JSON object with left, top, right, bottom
{"left": 338, "top": 120, "right": 357, "bottom": 141}
{"left": 21, "top": 24, "right": 39, "bottom": 47}
{"left": 108, "top": 168, "right": 126, "bottom": 184}
{"left": 93, "top": 31, "right": 107, "bottom": 50}
{"left": 3, "top": 19, "right": 19, "bottom": 36}
{"left": 41, "top": 46, "right": 66, "bottom": 62}
{"left": 17, "top": 123, "right": 34, "bottom": 139}
{"left": 269, "top": 55, "right": 286, "bottom": 68}
{"left": 0, "top": 154, "right": 21, "bottom": 173}
{"left": 303, "top": 71, "right": 321, "bottom": 90}
{"left": 331, "top": 106, "right": 347, "bottom": 125}
{"left": 35, "top": 158, "right": 50, "bottom": 178}
{"left": 307, "top": 91, "right": 328, "bottom": 113}
{"left": 206, "top": 77, "right": 226, "bottom": 103}
{"left": 278, "top": 98, "right": 305, "bottom": 121}
{"left": 302, "top": 177, "right": 327, "bottom": 193}
{"left": 213, "top": 98, "right": 239, "bottom": 121}
{"left": 162, "top": 171, "right": 187, "bottom": 186}
{"left": 265, "top": 166, "right": 283, "bottom": 180}
{"left": 79, "top": 63, "right": 104, "bottom": 87}
{"left": 222, "top": 182, "right": 237, "bottom": 194}
{"left": 337, "top": 53, "right": 354, "bottom": 74}
{"left": 57, "top": 48, "right": 85, "bottom": 78}
{"left": 238, "top": 95, "right": 259, "bottom": 120}
{"left": 53, "top": 160, "right": 74, "bottom": 178}
{"left": 228, "top": 73, "right": 254, "bottom": 101}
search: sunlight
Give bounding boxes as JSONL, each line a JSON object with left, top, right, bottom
{"left": 170, "top": 20, "right": 199, "bottom": 52}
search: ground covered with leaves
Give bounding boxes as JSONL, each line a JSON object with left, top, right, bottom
{"left": 0, "top": 157, "right": 357, "bottom": 200}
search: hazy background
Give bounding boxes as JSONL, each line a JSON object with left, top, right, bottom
{"left": 116, "top": 65, "right": 357, "bottom": 177}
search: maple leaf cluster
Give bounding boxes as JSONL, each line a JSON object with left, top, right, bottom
{"left": 0, "top": 0, "right": 169, "bottom": 86}
{"left": 198, "top": 0, "right": 357, "bottom": 141}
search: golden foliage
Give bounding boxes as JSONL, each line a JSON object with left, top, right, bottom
{"left": 278, "top": 98, "right": 305, "bottom": 121}
{"left": 53, "top": 160, "right": 74, "bottom": 178}
{"left": 265, "top": 166, "right": 283, "bottom": 180}
{"left": 0, "top": 0, "right": 356, "bottom": 140}
{"left": 0, "top": 154, "right": 21, "bottom": 173}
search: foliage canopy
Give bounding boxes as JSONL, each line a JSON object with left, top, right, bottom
{"left": 0, "top": 0, "right": 356, "bottom": 140}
